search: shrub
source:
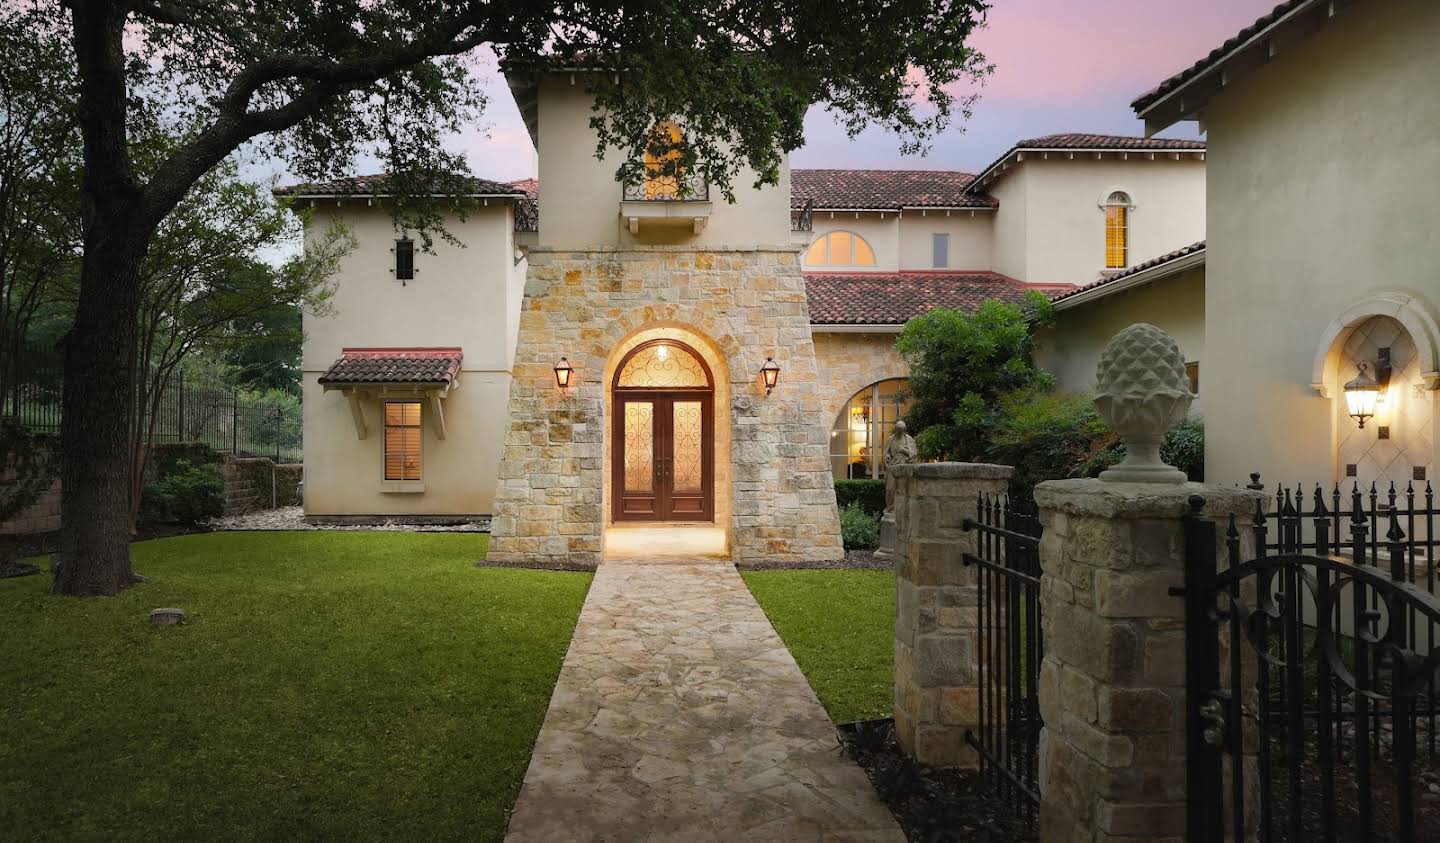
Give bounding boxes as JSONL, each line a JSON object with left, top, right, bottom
{"left": 985, "top": 388, "right": 1118, "bottom": 490}
{"left": 141, "top": 460, "right": 224, "bottom": 524}
{"left": 1161, "top": 416, "right": 1204, "bottom": 481}
{"left": 839, "top": 501, "right": 880, "bottom": 551}
{"left": 835, "top": 479, "right": 886, "bottom": 517}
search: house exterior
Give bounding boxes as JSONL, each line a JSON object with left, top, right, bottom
{"left": 283, "top": 70, "right": 1208, "bottom": 567}
{"left": 1133, "top": 0, "right": 1439, "bottom": 492}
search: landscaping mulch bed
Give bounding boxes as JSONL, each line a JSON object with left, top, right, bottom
{"left": 837, "top": 718, "right": 1037, "bottom": 842}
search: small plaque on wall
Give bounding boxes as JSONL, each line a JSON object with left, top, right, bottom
{"left": 1346, "top": 464, "right": 1358, "bottom": 477}
{"left": 1417, "top": 466, "right": 1428, "bottom": 482}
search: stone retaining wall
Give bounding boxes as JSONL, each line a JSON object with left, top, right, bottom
{"left": 221, "top": 457, "right": 302, "bottom": 515}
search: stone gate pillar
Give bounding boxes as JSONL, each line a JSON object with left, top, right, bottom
{"left": 1033, "top": 479, "right": 1261, "bottom": 841}
{"left": 891, "top": 461, "right": 1012, "bottom": 767}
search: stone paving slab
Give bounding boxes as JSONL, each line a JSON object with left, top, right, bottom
{"left": 505, "top": 560, "right": 903, "bottom": 842}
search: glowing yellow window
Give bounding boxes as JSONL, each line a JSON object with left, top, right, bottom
{"left": 1104, "top": 192, "right": 1130, "bottom": 269}
{"left": 384, "top": 401, "right": 422, "bottom": 481}
{"left": 803, "top": 231, "right": 879, "bottom": 267}
{"left": 644, "top": 121, "right": 683, "bottom": 200}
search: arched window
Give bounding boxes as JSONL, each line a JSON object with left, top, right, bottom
{"left": 830, "top": 379, "right": 911, "bottom": 480}
{"left": 643, "top": 121, "right": 684, "bottom": 200}
{"left": 1104, "top": 191, "right": 1131, "bottom": 269}
{"left": 804, "top": 231, "right": 878, "bottom": 267}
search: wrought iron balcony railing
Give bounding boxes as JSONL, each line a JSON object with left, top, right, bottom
{"left": 622, "top": 171, "right": 709, "bottom": 201}
{"left": 792, "top": 199, "right": 815, "bottom": 232}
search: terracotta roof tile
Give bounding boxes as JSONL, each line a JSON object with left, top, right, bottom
{"left": 969, "top": 133, "right": 1206, "bottom": 191}
{"left": 791, "top": 169, "right": 996, "bottom": 210}
{"left": 805, "top": 272, "right": 1038, "bottom": 325}
{"left": 1050, "top": 241, "right": 1206, "bottom": 304}
{"left": 1132, "top": 0, "right": 1313, "bottom": 113}
{"left": 275, "top": 173, "right": 526, "bottom": 198}
{"left": 318, "top": 348, "right": 463, "bottom": 386}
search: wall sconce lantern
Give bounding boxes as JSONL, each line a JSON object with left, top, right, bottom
{"left": 1343, "top": 363, "right": 1381, "bottom": 429}
{"left": 553, "top": 356, "right": 574, "bottom": 390}
{"left": 760, "top": 357, "right": 781, "bottom": 395}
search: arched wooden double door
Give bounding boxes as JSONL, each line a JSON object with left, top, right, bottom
{"left": 611, "top": 340, "right": 715, "bottom": 521}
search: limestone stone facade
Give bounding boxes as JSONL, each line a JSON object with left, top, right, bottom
{"left": 812, "top": 331, "right": 910, "bottom": 425}
{"left": 1032, "top": 478, "right": 1261, "bottom": 842}
{"left": 890, "top": 461, "right": 1012, "bottom": 767}
{"left": 487, "top": 245, "right": 844, "bottom": 568}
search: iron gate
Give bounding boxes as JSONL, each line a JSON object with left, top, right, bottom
{"left": 962, "top": 493, "right": 1043, "bottom": 828}
{"left": 1182, "top": 485, "right": 1440, "bottom": 841}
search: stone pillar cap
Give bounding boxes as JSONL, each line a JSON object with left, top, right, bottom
{"left": 887, "top": 462, "right": 1013, "bottom": 480}
{"left": 1034, "top": 478, "right": 1264, "bottom": 519}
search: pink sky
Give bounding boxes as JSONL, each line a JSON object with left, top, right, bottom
{"left": 285, "top": 1, "right": 1277, "bottom": 184}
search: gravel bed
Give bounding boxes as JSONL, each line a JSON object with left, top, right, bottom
{"left": 206, "top": 506, "right": 490, "bottom": 532}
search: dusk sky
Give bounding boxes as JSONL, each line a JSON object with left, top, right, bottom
{"left": 265, "top": 1, "right": 1278, "bottom": 185}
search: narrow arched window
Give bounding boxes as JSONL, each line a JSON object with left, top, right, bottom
{"left": 804, "top": 230, "right": 878, "bottom": 267}
{"left": 1104, "top": 191, "right": 1131, "bottom": 269}
{"left": 643, "top": 121, "right": 684, "bottom": 200}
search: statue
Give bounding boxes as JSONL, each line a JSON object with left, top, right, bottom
{"left": 883, "top": 420, "right": 919, "bottom": 512}
{"left": 1093, "top": 323, "right": 1193, "bottom": 483}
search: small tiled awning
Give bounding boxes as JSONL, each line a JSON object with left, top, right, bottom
{"left": 318, "top": 348, "right": 462, "bottom": 441}
{"left": 319, "top": 348, "right": 462, "bottom": 387}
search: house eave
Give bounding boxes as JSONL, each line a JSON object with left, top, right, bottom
{"left": 809, "top": 323, "right": 905, "bottom": 333}
{"left": 1052, "top": 250, "right": 1206, "bottom": 311}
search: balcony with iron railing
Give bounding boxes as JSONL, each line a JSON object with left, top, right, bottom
{"left": 619, "top": 170, "right": 713, "bottom": 235}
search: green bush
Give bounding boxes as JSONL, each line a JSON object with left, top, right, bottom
{"left": 1161, "top": 416, "right": 1204, "bottom": 482}
{"left": 838, "top": 502, "right": 880, "bottom": 551}
{"left": 834, "top": 479, "right": 886, "bottom": 517}
{"left": 141, "top": 460, "right": 225, "bottom": 525}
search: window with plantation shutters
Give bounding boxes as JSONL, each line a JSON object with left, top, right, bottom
{"left": 1104, "top": 192, "right": 1130, "bottom": 269}
{"left": 384, "top": 402, "right": 422, "bottom": 481}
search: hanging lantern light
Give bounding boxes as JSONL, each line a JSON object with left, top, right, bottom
{"left": 553, "top": 356, "right": 574, "bottom": 390}
{"left": 1343, "top": 363, "right": 1380, "bottom": 429}
{"left": 760, "top": 357, "right": 781, "bottom": 395}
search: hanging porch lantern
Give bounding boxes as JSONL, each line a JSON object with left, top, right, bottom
{"left": 760, "top": 357, "right": 781, "bottom": 395}
{"left": 1343, "top": 363, "right": 1380, "bottom": 429}
{"left": 553, "top": 356, "right": 574, "bottom": 390}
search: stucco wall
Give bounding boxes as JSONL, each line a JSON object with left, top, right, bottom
{"left": 1201, "top": 0, "right": 1440, "bottom": 487}
{"left": 989, "top": 171, "right": 1030, "bottom": 280}
{"left": 1037, "top": 266, "right": 1206, "bottom": 407}
{"left": 898, "top": 212, "right": 994, "bottom": 271}
{"left": 535, "top": 73, "right": 791, "bottom": 249}
{"left": 300, "top": 202, "right": 519, "bottom": 516}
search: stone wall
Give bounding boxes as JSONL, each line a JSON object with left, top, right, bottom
{"left": 891, "top": 461, "right": 1012, "bottom": 766}
{"left": 488, "top": 245, "right": 844, "bottom": 568}
{"left": 812, "top": 331, "right": 910, "bottom": 424}
{"left": 221, "top": 456, "right": 303, "bottom": 514}
{"left": 1033, "top": 478, "right": 1262, "bottom": 841}
{"left": 0, "top": 475, "right": 60, "bottom": 535}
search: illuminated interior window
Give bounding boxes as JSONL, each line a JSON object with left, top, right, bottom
{"left": 803, "top": 231, "right": 879, "bottom": 267}
{"left": 1104, "top": 191, "right": 1130, "bottom": 269}
{"left": 384, "top": 401, "right": 422, "bottom": 481}
{"left": 829, "top": 379, "right": 912, "bottom": 480}
{"left": 643, "top": 121, "right": 684, "bottom": 200}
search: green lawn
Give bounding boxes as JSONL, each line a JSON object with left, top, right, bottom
{"left": 741, "top": 569, "right": 894, "bottom": 724}
{"left": 0, "top": 532, "right": 591, "bottom": 842}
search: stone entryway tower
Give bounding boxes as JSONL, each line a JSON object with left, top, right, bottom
{"left": 487, "top": 245, "right": 844, "bottom": 568}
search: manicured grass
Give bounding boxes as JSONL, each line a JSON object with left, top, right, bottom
{"left": 741, "top": 569, "right": 894, "bottom": 724}
{"left": 0, "top": 532, "right": 590, "bottom": 842}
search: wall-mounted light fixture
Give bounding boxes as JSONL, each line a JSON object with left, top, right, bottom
{"left": 760, "top": 357, "right": 781, "bottom": 395}
{"left": 1343, "top": 363, "right": 1380, "bottom": 429}
{"left": 554, "top": 356, "right": 574, "bottom": 390}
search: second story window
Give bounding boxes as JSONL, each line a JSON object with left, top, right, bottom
{"left": 644, "top": 121, "right": 684, "bottom": 200}
{"left": 1104, "top": 191, "right": 1130, "bottom": 269}
{"left": 932, "top": 233, "right": 949, "bottom": 268}
{"left": 804, "top": 231, "right": 877, "bottom": 267}
{"left": 393, "top": 239, "right": 415, "bottom": 282}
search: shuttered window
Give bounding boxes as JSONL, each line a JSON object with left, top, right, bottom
{"left": 384, "top": 402, "right": 422, "bottom": 481}
{"left": 1104, "top": 192, "right": 1130, "bottom": 269}
{"left": 932, "top": 233, "right": 949, "bottom": 268}
{"left": 394, "top": 239, "right": 415, "bottom": 281}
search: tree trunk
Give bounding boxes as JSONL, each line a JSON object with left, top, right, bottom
{"left": 52, "top": 202, "right": 151, "bottom": 596}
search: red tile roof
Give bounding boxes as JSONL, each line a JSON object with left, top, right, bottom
{"left": 1049, "top": 241, "right": 1206, "bottom": 304}
{"left": 1132, "top": 0, "right": 1315, "bottom": 113}
{"left": 275, "top": 174, "right": 526, "bottom": 198}
{"left": 318, "top": 348, "right": 463, "bottom": 386}
{"left": 968, "top": 133, "right": 1207, "bottom": 192}
{"left": 791, "top": 169, "right": 996, "bottom": 210}
{"left": 806, "top": 271, "right": 1045, "bottom": 325}
{"left": 510, "top": 178, "right": 539, "bottom": 200}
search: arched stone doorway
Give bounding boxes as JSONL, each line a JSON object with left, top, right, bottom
{"left": 610, "top": 338, "right": 715, "bottom": 521}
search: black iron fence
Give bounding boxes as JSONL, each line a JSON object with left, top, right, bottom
{"left": 1184, "top": 479, "right": 1440, "bottom": 841}
{"left": 2, "top": 342, "right": 300, "bottom": 463}
{"left": 962, "top": 493, "right": 1044, "bottom": 830}
{"left": 792, "top": 199, "right": 815, "bottom": 232}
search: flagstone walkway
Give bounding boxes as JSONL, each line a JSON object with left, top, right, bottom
{"left": 504, "top": 559, "right": 903, "bottom": 842}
